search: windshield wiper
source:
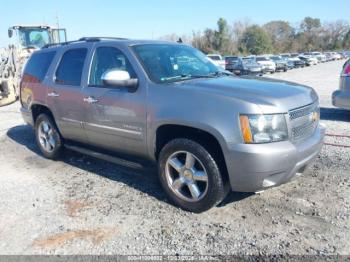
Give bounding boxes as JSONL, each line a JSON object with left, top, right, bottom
{"left": 208, "top": 71, "right": 233, "bottom": 77}
{"left": 161, "top": 71, "right": 232, "bottom": 82}
{"left": 161, "top": 74, "right": 216, "bottom": 82}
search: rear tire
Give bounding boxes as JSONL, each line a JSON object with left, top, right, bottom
{"left": 158, "top": 138, "right": 227, "bottom": 213}
{"left": 35, "top": 114, "right": 63, "bottom": 159}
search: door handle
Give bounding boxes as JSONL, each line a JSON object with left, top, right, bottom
{"left": 48, "top": 91, "right": 60, "bottom": 97}
{"left": 83, "top": 96, "right": 99, "bottom": 104}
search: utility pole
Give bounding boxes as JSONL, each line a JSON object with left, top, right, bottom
{"left": 56, "top": 12, "right": 60, "bottom": 29}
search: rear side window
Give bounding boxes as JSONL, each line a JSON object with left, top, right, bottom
{"left": 23, "top": 51, "right": 56, "bottom": 83}
{"left": 55, "top": 48, "right": 87, "bottom": 86}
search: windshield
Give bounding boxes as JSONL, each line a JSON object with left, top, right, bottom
{"left": 225, "top": 57, "right": 238, "bottom": 62}
{"left": 18, "top": 28, "right": 51, "bottom": 48}
{"left": 270, "top": 56, "right": 281, "bottom": 61}
{"left": 242, "top": 58, "right": 255, "bottom": 64}
{"left": 256, "top": 57, "right": 268, "bottom": 62}
{"left": 133, "top": 44, "right": 220, "bottom": 83}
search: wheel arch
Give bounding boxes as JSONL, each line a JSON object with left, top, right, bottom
{"left": 154, "top": 123, "right": 229, "bottom": 184}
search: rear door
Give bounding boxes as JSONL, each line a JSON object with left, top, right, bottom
{"left": 81, "top": 44, "right": 148, "bottom": 157}
{"left": 47, "top": 45, "right": 90, "bottom": 143}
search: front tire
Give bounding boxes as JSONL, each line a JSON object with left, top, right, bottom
{"left": 35, "top": 113, "right": 63, "bottom": 159}
{"left": 158, "top": 139, "right": 227, "bottom": 213}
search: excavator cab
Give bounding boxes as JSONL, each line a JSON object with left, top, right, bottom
{"left": 8, "top": 26, "right": 67, "bottom": 49}
{"left": 0, "top": 25, "right": 67, "bottom": 106}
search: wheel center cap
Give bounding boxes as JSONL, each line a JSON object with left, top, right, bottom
{"left": 183, "top": 169, "right": 193, "bottom": 180}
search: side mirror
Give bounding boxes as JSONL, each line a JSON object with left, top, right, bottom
{"left": 101, "top": 69, "right": 138, "bottom": 91}
{"left": 8, "top": 29, "right": 13, "bottom": 38}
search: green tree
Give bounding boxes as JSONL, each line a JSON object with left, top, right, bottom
{"left": 239, "top": 25, "right": 273, "bottom": 55}
{"left": 301, "top": 17, "right": 321, "bottom": 32}
{"left": 263, "top": 21, "right": 294, "bottom": 53}
{"left": 300, "top": 17, "right": 322, "bottom": 51}
{"left": 344, "top": 30, "right": 350, "bottom": 49}
{"left": 214, "top": 18, "right": 230, "bottom": 53}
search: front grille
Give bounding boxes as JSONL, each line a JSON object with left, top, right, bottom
{"left": 289, "top": 102, "right": 319, "bottom": 142}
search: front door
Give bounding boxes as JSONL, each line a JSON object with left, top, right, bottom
{"left": 81, "top": 45, "right": 147, "bottom": 157}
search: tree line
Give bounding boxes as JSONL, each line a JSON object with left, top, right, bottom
{"left": 161, "top": 17, "right": 350, "bottom": 55}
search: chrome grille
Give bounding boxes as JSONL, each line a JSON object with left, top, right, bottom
{"left": 289, "top": 102, "right": 319, "bottom": 142}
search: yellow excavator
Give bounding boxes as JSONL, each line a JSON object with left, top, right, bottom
{"left": 0, "top": 25, "right": 67, "bottom": 106}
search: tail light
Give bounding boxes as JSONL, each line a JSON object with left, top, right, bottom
{"left": 343, "top": 62, "right": 350, "bottom": 76}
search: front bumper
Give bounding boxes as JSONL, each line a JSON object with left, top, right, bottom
{"left": 225, "top": 125, "right": 325, "bottom": 192}
{"left": 20, "top": 106, "right": 34, "bottom": 127}
{"left": 262, "top": 66, "right": 276, "bottom": 72}
{"left": 332, "top": 90, "right": 350, "bottom": 110}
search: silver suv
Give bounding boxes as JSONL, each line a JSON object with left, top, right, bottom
{"left": 332, "top": 59, "right": 350, "bottom": 110}
{"left": 20, "top": 38, "right": 325, "bottom": 212}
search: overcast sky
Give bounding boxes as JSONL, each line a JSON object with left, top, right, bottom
{"left": 1, "top": 0, "right": 348, "bottom": 45}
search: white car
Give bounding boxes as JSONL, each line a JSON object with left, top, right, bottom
{"left": 311, "top": 52, "right": 327, "bottom": 63}
{"left": 207, "top": 54, "right": 225, "bottom": 69}
{"left": 330, "top": 52, "right": 342, "bottom": 60}
{"left": 255, "top": 56, "right": 276, "bottom": 73}
{"left": 301, "top": 54, "right": 318, "bottom": 65}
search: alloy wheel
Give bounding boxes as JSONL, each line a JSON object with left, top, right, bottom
{"left": 165, "top": 151, "right": 209, "bottom": 202}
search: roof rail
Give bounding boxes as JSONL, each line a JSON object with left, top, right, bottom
{"left": 42, "top": 37, "right": 128, "bottom": 49}
{"left": 79, "top": 37, "right": 129, "bottom": 41}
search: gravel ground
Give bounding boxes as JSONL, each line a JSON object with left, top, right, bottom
{"left": 0, "top": 60, "right": 349, "bottom": 257}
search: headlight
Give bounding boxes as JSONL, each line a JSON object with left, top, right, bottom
{"left": 239, "top": 114, "right": 288, "bottom": 143}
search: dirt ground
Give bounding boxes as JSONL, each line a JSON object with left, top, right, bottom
{"left": 0, "top": 60, "right": 349, "bottom": 256}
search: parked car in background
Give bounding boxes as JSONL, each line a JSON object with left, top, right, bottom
{"left": 338, "top": 52, "right": 348, "bottom": 59}
{"left": 324, "top": 52, "right": 334, "bottom": 62}
{"left": 224, "top": 56, "right": 239, "bottom": 72}
{"left": 288, "top": 56, "right": 306, "bottom": 68}
{"left": 286, "top": 60, "right": 295, "bottom": 70}
{"left": 299, "top": 55, "right": 317, "bottom": 66}
{"left": 229, "top": 57, "right": 263, "bottom": 75}
{"left": 280, "top": 53, "right": 291, "bottom": 59}
{"left": 311, "top": 52, "right": 327, "bottom": 63}
{"left": 331, "top": 52, "right": 342, "bottom": 60}
{"left": 207, "top": 54, "right": 225, "bottom": 69}
{"left": 332, "top": 59, "right": 350, "bottom": 110}
{"left": 269, "top": 55, "right": 288, "bottom": 72}
{"left": 255, "top": 56, "right": 276, "bottom": 73}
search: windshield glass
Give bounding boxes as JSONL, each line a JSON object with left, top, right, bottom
{"left": 270, "top": 56, "right": 281, "bottom": 61}
{"left": 18, "top": 28, "right": 51, "bottom": 48}
{"left": 225, "top": 57, "right": 238, "bottom": 62}
{"left": 133, "top": 44, "right": 219, "bottom": 83}
{"left": 242, "top": 58, "right": 255, "bottom": 64}
{"left": 256, "top": 57, "right": 268, "bottom": 62}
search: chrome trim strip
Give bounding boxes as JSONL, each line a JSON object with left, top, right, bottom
{"left": 61, "top": 117, "right": 81, "bottom": 124}
{"left": 84, "top": 122, "right": 142, "bottom": 136}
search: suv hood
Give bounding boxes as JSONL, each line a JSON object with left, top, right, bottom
{"left": 180, "top": 76, "right": 318, "bottom": 113}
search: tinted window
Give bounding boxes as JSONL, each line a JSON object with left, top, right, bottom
{"left": 23, "top": 51, "right": 56, "bottom": 83}
{"left": 89, "top": 47, "right": 136, "bottom": 86}
{"left": 55, "top": 48, "right": 87, "bottom": 86}
{"left": 225, "top": 57, "right": 238, "bottom": 63}
{"left": 256, "top": 57, "right": 268, "bottom": 62}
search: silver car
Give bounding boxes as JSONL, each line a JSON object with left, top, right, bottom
{"left": 332, "top": 59, "right": 350, "bottom": 110}
{"left": 20, "top": 38, "right": 325, "bottom": 212}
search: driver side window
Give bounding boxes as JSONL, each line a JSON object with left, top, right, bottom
{"left": 89, "top": 47, "right": 136, "bottom": 86}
